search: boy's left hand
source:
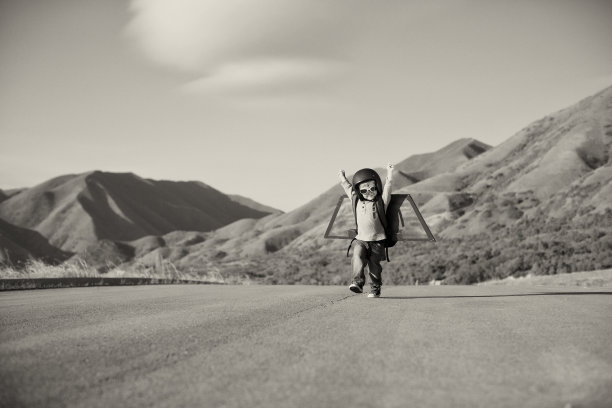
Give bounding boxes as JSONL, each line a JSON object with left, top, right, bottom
{"left": 386, "top": 163, "right": 394, "bottom": 178}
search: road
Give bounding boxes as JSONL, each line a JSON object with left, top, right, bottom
{"left": 1, "top": 285, "right": 611, "bottom": 408}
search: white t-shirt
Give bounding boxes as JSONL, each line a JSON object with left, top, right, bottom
{"left": 340, "top": 177, "right": 392, "bottom": 242}
{"left": 354, "top": 199, "right": 386, "bottom": 241}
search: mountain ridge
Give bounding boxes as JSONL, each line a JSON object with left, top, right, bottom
{"left": 0, "top": 171, "right": 276, "bottom": 260}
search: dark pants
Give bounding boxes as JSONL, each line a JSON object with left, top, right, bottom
{"left": 351, "top": 240, "right": 385, "bottom": 288}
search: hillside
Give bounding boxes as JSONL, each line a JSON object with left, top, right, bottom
{"left": 228, "top": 195, "right": 283, "bottom": 215}
{"left": 0, "top": 172, "right": 275, "bottom": 263}
{"left": 0, "top": 218, "right": 70, "bottom": 265}
{"left": 139, "top": 86, "right": 612, "bottom": 284}
{"left": 114, "top": 138, "right": 492, "bottom": 276}
{"left": 0, "top": 188, "right": 24, "bottom": 204}
{"left": 164, "top": 138, "right": 490, "bottom": 261}
{"left": 312, "top": 86, "right": 612, "bottom": 284}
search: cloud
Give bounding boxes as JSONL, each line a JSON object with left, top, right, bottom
{"left": 126, "top": 0, "right": 356, "bottom": 92}
{"left": 180, "top": 57, "right": 346, "bottom": 94}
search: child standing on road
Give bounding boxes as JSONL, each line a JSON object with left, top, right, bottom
{"left": 338, "top": 164, "right": 393, "bottom": 298}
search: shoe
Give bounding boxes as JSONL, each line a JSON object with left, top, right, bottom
{"left": 349, "top": 283, "right": 363, "bottom": 294}
{"left": 368, "top": 286, "right": 381, "bottom": 298}
{"left": 367, "top": 293, "right": 380, "bottom": 298}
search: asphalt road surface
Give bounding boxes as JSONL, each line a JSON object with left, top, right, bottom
{"left": 1, "top": 285, "right": 611, "bottom": 408}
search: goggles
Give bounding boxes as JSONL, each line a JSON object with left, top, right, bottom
{"left": 359, "top": 186, "right": 377, "bottom": 194}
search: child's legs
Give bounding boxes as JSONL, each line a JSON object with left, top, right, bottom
{"left": 351, "top": 241, "right": 368, "bottom": 286}
{"left": 367, "top": 241, "right": 385, "bottom": 287}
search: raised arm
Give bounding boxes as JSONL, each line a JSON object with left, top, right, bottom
{"left": 338, "top": 169, "right": 353, "bottom": 198}
{"left": 382, "top": 163, "right": 393, "bottom": 207}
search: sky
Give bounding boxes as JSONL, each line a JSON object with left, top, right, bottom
{"left": 1, "top": 0, "right": 611, "bottom": 212}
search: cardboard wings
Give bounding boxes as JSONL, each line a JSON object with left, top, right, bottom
{"left": 323, "top": 194, "right": 436, "bottom": 242}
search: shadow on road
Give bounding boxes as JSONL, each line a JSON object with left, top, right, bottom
{"left": 380, "top": 291, "right": 612, "bottom": 300}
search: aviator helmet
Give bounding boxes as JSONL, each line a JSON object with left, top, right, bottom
{"left": 352, "top": 168, "right": 383, "bottom": 200}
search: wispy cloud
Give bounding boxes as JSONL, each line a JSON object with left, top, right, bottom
{"left": 126, "top": 0, "right": 355, "bottom": 94}
{"left": 180, "top": 57, "right": 346, "bottom": 94}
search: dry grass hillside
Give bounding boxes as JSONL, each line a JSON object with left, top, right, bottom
{"left": 417, "top": 85, "right": 612, "bottom": 239}
{"left": 139, "top": 138, "right": 491, "bottom": 270}
{"left": 169, "top": 85, "right": 611, "bottom": 284}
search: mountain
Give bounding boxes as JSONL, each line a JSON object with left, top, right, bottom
{"left": 138, "top": 86, "right": 612, "bottom": 284}
{"left": 394, "top": 139, "right": 491, "bottom": 186}
{"left": 398, "top": 85, "right": 612, "bottom": 237}
{"left": 0, "top": 171, "right": 276, "bottom": 258}
{"left": 121, "top": 138, "right": 492, "bottom": 275}
{"left": 0, "top": 218, "right": 70, "bottom": 266}
{"left": 0, "top": 188, "right": 24, "bottom": 204}
{"left": 228, "top": 195, "right": 284, "bottom": 215}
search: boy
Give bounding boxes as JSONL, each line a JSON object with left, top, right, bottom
{"left": 337, "top": 164, "right": 393, "bottom": 298}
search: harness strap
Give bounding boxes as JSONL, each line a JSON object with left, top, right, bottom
{"left": 346, "top": 238, "right": 357, "bottom": 258}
